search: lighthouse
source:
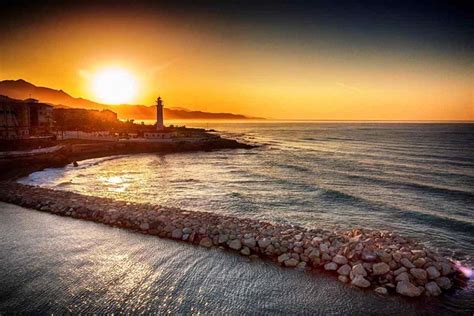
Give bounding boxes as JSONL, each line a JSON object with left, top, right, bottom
{"left": 156, "top": 96, "right": 164, "bottom": 130}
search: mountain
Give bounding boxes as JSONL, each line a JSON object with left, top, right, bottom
{"left": 0, "top": 79, "right": 261, "bottom": 120}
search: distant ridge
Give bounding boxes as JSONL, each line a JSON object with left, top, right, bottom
{"left": 0, "top": 79, "right": 262, "bottom": 120}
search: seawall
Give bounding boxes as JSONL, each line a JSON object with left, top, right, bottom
{"left": 0, "top": 182, "right": 465, "bottom": 298}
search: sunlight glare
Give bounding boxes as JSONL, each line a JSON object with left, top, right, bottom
{"left": 92, "top": 67, "right": 137, "bottom": 104}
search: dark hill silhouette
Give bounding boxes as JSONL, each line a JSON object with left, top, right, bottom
{"left": 0, "top": 79, "right": 262, "bottom": 120}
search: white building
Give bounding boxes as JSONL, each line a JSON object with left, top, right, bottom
{"left": 144, "top": 131, "right": 177, "bottom": 139}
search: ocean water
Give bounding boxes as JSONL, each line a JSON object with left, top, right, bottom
{"left": 11, "top": 122, "right": 474, "bottom": 313}
{"left": 0, "top": 202, "right": 471, "bottom": 315}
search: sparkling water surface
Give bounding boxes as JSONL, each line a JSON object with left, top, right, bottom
{"left": 6, "top": 122, "right": 474, "bottom": 313}
{"left": 0, "top": 203, "right": 472, "bottom": 315}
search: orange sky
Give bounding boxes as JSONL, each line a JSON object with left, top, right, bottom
{"left": 0, "top": 5, "right": 472, "bottom": 120}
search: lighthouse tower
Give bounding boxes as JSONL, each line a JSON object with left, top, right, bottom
{"left": 156, "top": 96, "right": 164, "bottom": 130}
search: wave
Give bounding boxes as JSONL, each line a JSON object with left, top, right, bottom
{"left": 274, "top": 163, "right": 312, "bottom": 174}
{"left": 56, "top": 181, "right": 73, "bottom": 187}
{"left": 340, "top": 172, "right": 474, "bottom": 201}
{"left": 318, "top": 186, "right": 474, "bottom": 234}
{"left": 74, "top": 155, "right": 130, "bottom": 169}
{"left": 170, "top": 178, "right": 200, "bottom": 183}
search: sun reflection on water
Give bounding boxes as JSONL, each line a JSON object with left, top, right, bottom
{"left": 99, "top": 176, "right": 130, "bottom": 193}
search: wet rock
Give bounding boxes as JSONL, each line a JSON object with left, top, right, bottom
{"left": 199, "top": 237, "right": 213, "bottom": 248}
{"left": 392, "top": 252, "right": 402, "bottom": 262}
{"left": 332, "top": 254, "right": 348, "bottom": 265}
{"left": 139, "top": 223, "right": 150, "bottom": 230}
{"left": 320, "top": 244, "right": 329, "bottom": 253}
{"left": 265, "top": 244, "right": 276, "bottom": 255}
{"left": 324, "top": 262, "right": 338, "bottom": 271}
{"left": 394, "top": 266, "right": 407, "bottom": 276}
{"left": 218, "top": 234, "right": 229, "bottom": 244}
{"left": 425, "top": 281, "right": 442, "bottom": 296}
{"left": 440, "top": 262, "right": 452, "bottom": 276}
{"left": 338, "top": 275, "right": 349, "bottom": 283}
{"left": 337, "top": 264, "right": 351, "bottom": 276}
{"left": 182, "top": 227, "right": 192, "bottom": 234}
{"left": 372, "top": 262, "right": 390, "bottom": 275}
{"left": 361, "top": 250, "right": 377, "bottom": 262}
{"left": 296, "top": 261, "right": 307, "bottom": 270}
{"left": 322, "top": 253, "right": 332, "bottom": 261}
{"left": 435, "top": 277, "right": 452, "bottom": 290}
{"left": 285, "top": 258, "right": 299, "bottom": 267}
{"left": 410, "top": 268, "right": 427, "bottom": 281}
{"left": 243, "top": 237, "right": 256, "bottom": 248}
{"left": 171, "top": 229, "right": 183, "bottom": 239}
{"left": 426, "top": 266, "right": 441, "bottom": 279}
{"left": 400, "top": 258, "right": 415, "bottom": 269}
{"left": 396, "top": 281, "right": 422, "bottom": 297}
{"left": 351, "top": 275, "right": 371, "bottom": 288}
{"left": 312, "top": 237, "right": 323, "bottom": 244}
{"left": 241, "top": 246, "right": 251, "bottom": 256}
{"left": 293, "top": 247, "right": 303, "bottom": 254}
{"left": 413, "top": 258, "right": 426, "bottom": 268}
{"left": 375, "top": 287, "right": 388, "bottom": 295}
{"left": 278, "top": 253, "right": 290, "bottom": 263}
{"left": 377, "top": 251, "right": 392, "bottom": 263}
{"left": 351, "top": 264, "right": 367, "bottom": 278}
{"left": 308, "top": 249, "right": 320, "bottom": 259}
{"left": 411, "top": 249, "right": 426, "bottom": 259}
{"left": 258, "top": 238, "right": 271, "bottom": 249}
{"left": 228, "top": 239, "right": 242, "bottom": 250}
{"left": 395, "top": 272, "right": 410, "bottom": 282}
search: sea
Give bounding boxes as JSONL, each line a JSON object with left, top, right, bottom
{"left": 2, "top": 122, "right": 473, "bottom": 314}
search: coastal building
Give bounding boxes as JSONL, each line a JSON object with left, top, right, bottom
{"left": 28, "top": 99, "right": 54, "bottom": 135}
{"left": 143, "top": 131, "right": 176, "bottom": 139}
{"left": 56, "top": 130, "right": 118, "bottom": 141}
{"left": 54, "top": 108, "right": 118, "bottom": 131}
{"left": 0, "top": 95, "right": 53, "bottom": 139}
{"left": 0, "top": 98, "right": 29, "bottom": 139}
{"left": 156, "top": 96, "right": 164, "bottom": 130}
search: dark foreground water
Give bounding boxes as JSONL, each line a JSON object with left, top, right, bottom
{"left": 0, "top": 202, "right": 472, "bottom": 315}
{"left": 6, "top": 122, "right": 474, "bottom": 313}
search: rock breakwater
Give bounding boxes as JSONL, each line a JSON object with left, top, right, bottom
{"left": 0, "top": 182, "right": 466, "bottom": 298}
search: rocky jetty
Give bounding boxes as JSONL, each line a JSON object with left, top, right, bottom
{"left": 0, "top": 182, "right": 466, "bottom": 298}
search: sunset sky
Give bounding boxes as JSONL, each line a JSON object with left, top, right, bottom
{"left": 0, "top": 1, "right": 472, "bottom": 120}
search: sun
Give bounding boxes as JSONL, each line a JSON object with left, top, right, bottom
{"left": 92, "top": 67, "right": 137, "bottom": 104}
